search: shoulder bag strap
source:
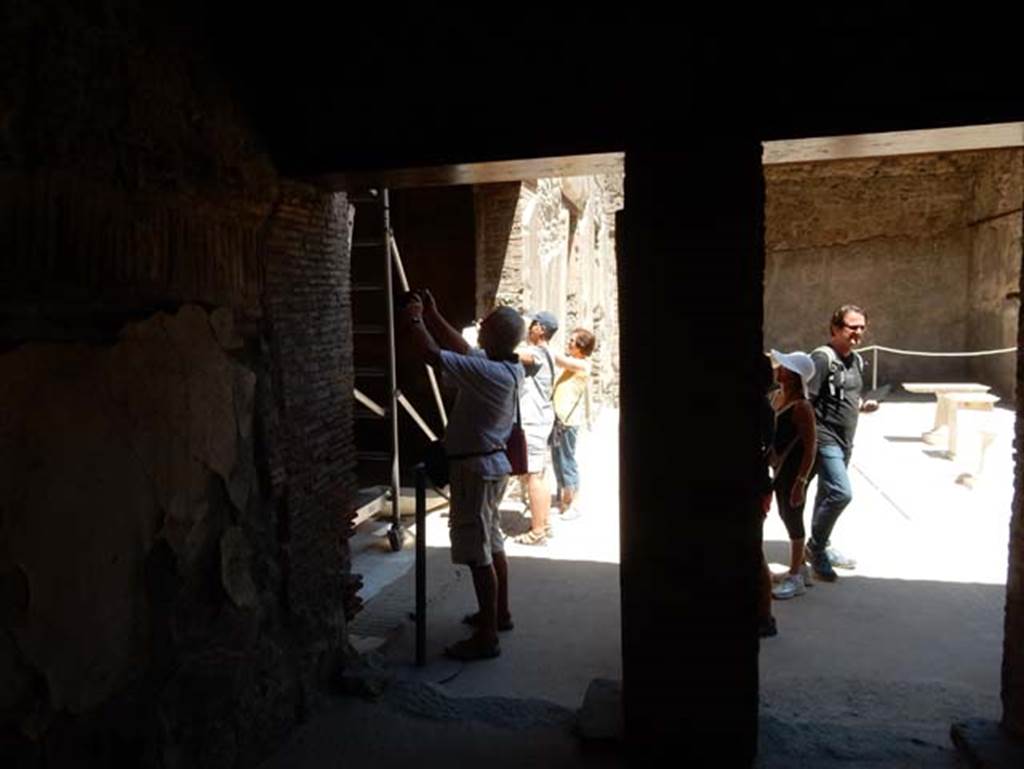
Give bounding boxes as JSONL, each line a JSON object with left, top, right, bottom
{"left": 530, "top": 347, "right": 555, "bottom": 402}
{"left": 561, "top": 380, "right": 586, "bottom": 423}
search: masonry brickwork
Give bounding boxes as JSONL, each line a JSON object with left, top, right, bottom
{"left": 0, "top": 5, "right": 357, "bottom": 765}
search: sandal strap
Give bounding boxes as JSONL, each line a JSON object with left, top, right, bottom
{"left": 515, "top": 530, "right": 546, "bottom": 544}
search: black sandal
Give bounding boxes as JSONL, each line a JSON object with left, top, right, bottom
{"left": 462, "top": 612, "right": 515, "bottom": 631}
{"left": 444, "top": 637, "right": 501, "bottom": 661}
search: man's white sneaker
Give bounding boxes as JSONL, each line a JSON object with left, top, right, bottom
{"left": 826, "top": 546, "right": 857, "bottom": 570}
{"left": 771, "top": 573, "right": 806, "bottom": 600}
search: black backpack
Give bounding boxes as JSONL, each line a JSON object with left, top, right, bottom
{"left": 811, "top": 345, "right": 864, "bottom": 403}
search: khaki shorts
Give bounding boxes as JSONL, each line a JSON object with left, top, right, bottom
{"left": 524, "top": 423, "right": 552, "bottom": 474}
{"left": 448, "top": 462, "right": 509, "bottom": 567}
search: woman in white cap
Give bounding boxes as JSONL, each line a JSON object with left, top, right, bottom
{"left": 768, "top": 350, "right": 818, "bottom": 600}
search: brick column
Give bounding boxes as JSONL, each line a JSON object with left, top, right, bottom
{"left": 619, "top": 142, "right": 764, "bottom": 764}
{"left": 263, "top": 184, "right": 355, "bottom": 674}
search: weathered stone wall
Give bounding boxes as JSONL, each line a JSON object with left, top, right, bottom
{"left": 474, "top": 182, "right": 523, "bottom": 316}
{"left": 765, "top": 151, "right": 1023, "bottom": 397}
{"left": 0, "top": 4, "right": 356, "bottom": 766}
{"left": 262, "top": 186, "right": 356, "bottom": 655}
{"left": 765, "top": 154, "right": 975, "bottom": 388}
{"left": 475, "top": 175, "right": 622, "bottom": 409}
{"left": 967, "top": 150, "right": 1024, "bottom": 399}
{"left": 1008, "top": 278, "right": 1024, "bottom": 736}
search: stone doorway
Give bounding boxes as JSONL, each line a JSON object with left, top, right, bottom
{"left": 758, "top": 124, "right": 1024, "bottom": 762}
{"left": 334, "top": 153, "right": 627, "bottom": 720}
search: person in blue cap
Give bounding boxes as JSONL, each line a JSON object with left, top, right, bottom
{"left": 513, "top": 310, "right": 559, "bottom": 545}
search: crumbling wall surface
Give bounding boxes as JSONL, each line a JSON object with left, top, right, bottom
{"left": 1003, "top": 154, "right": 1024, "bottom": 739}
{"left": 474, "top": 182, "right": 524, "bottom": 316}
{"left": 0, "top": 4, "right": 355, "bottom": 766}
{"left": 0, "top": 307, "right": 291, "bottom": 764}
{"left": 477, "top": 175, "right": 622, "bottom": 409}
{"left": 1008, "top": 306, "right": 1024, "bottom": 737}
{"left": 765, "top": 154, "right": 978, "bottom": 387}
{"left": 966, "top": 149, "right": 1023, "bottom": 399}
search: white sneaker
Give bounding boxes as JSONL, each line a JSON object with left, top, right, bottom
{"left": 825, "top": 545, "right": 857, "bottom": 570}
{"left": 771, "top": 564, "right": 813, "bottom": 587}
{"left": 771, "top": 573, "right": 806, "bottom": 600}
{"left": 799, "top": 563, "right": 814, "bottom": 587}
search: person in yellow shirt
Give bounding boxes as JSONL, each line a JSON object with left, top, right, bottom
{"left": 551, "top": 328, "right": 596, "bottom": 520}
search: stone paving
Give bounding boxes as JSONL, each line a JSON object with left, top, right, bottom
{"left": 288, "top": 398, "right": 1017, "bottom": 767}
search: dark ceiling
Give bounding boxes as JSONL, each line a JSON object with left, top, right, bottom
{"left": 203, "top": 8, "right": 1024, "bottom": 177}
{"left": 12, "top": 3, "right": 1023, "bottom": 178}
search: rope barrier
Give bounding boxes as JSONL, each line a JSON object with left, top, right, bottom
{"left": 860, "top": 344, "right": 1017, "bottom": 358}
{"left": 858, "top": 345, "right": 1018, "bottom": 390}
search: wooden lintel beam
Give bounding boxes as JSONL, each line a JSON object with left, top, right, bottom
{"left": 763, "top": 122, "right": 1024, "bottom": 165}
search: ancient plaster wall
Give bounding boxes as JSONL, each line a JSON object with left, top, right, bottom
{"left": 1, "top": 307, "right": 271, "bottom": 749}
{"left": 966, "top": 149, "right": 1024, "bottom": 399}
{"left": 475, "top": 175, "right": 622, "bottom": 409}
{"left": 0, "top": 4, "right": 356, "bottom": 766}
{"left": 765, "top": 151, "right": 1023, "bottom": 397}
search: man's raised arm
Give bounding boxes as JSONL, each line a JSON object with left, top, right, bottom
{"left": 421, "top": 289, "right": 470, "bottom": 355}
{"left": 399, "top": 293, "right": 443, "bottom": 367}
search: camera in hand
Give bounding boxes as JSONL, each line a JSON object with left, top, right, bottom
{"left": 397, "top": 290, "right": 421, "bottom": 310}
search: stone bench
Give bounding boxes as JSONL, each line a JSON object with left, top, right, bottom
{"left": 936, "top": 391, "right": 1000, "bottom": 458}
{"left": 902, "top": 383, "right": 992, "bottom": 444}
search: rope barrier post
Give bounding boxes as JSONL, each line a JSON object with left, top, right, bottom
{"left": 872, "top": 347, "right": 878, "bottom": 391}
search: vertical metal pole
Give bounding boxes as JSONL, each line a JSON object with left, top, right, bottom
{"left": 872, "top": 348, "right": 878, "bottom": 391}
{"left": 383, "top": 189, "right": 401, "bottom": 531}
{"left": 415, "top": 465, "right": 426, "bottom": 666}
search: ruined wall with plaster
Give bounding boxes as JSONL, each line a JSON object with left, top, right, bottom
{"left": 474, "top": 175, "right": 622, "bottom": 409}
{"left": 765, "top": 151, "right": 1022, "bottom": 395}
{"left": 966, "top": 149, "right": 1024, "bottom": 399}
{"left": 0, "top": 4, "right": 355, "bottom": 766}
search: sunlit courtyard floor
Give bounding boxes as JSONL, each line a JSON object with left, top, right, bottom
{"left": 322, "top": 399, "right": 1015, "bottom": 767}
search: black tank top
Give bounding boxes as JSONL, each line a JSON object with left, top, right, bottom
{"left": 771, "top": 401, "right": 804, "bottom": 477}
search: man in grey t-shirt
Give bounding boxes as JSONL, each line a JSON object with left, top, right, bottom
{"left": 401, "top": 291, "right": 525, "bottom": 660}
{"left": 514, "top": 310, "right": 558, "bottom": 545}
{"left": 806, "top": 304, "right": 879, "bottom": 582}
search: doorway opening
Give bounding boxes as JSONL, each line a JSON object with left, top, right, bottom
{"left": 337, "top": 153, "right": 626, "bottom": 713}
{"left": 759, "top": 123, "right": 1023, "bottom": 759}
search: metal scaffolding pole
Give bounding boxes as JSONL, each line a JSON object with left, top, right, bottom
{"left": 382, "top": 189, "right": 402, "bottom": 537}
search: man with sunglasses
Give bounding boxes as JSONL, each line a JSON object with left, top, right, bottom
{"left": 806, "top": 304, "right": 879, "bottom": 582}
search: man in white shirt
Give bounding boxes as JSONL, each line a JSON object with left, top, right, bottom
{"left": 401, "top": 291, "right": 525, "bottom": 661}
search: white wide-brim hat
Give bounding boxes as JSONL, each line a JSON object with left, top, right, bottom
{"left": 770, "top": 349, "right": 816, "bottom": 387}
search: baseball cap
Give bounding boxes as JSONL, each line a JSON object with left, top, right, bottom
{"left": 529, "top": 310, "right": 559, "bottom": 340}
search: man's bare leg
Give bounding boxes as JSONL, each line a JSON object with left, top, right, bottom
{"left": 526, "top": 472, "right": 549, "bottom": 534}
{"left": 468, "top": 563, "right": 498, "bottom": 645}
{"left": 462, "top": 552, "right": 513, "bottom": 630}
{"left": 492, "top": 551, "right": 511, "bottom": 625}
